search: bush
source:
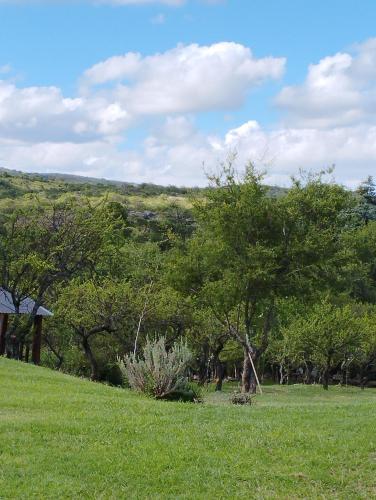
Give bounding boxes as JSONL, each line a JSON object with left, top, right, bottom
{"left": 230, "top": 391, "right": 254, "bottom": 405}
{"left": 118, "top": 337, "right": 193, "bottom": 400}
{"left": 163, "top": 382, "right": 203, "bottom": 403}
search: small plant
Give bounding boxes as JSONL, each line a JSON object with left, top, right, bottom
{"left": 164, "top": 382, "right": 203, "bottom": 403}
{"left": 118, "top": 337, "right": 194, "bottom": 400}
{"left": 230, "top": 391, "right": 254, "bottom": 405}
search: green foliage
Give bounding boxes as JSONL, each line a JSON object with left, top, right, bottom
{"left": 274, "top": 299, "right": 374, "bottom": 388}
{"left": 118, "top": 337, "right": 193, "bottom": 399}
{"left": 1, "top": 163, "right": 376, "bottom": 392}
{"left": 170, "top": 164, "right": 353, "bottom": 391}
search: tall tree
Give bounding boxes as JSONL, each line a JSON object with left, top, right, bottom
{"left": 170, "top": 165, "right": 353, "bottom": 392}
{"left": 0, "top": 198, "right": 120, "bottom": 359}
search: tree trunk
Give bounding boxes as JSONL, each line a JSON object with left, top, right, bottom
{"left": 0, "top": 313, "right": 9, "bottom": 356}
{"left": 242, "top": 349, "right": 256, "bottom": 393}
{"left": 360, "top": 367, "right": 367, "bottom": 390}
{"left": 323, "top": 354, "right": 332, "bottom": 390}
{"left": 215, "top": 361, "right": 225, "bottom": 391}
{"left": 19, "top": 340, "right": 25, "bottom": 361}
{"left": 303, "top": 362, "right": 312, "bottom": 384}
{"left": 198, "top": 343, "right": 210, "bottom": 385}
{"left": 82, "top": 336, "right": 99, "bottom": 381}
{"left": 31, "top": 316, "right": 43, "bottom": 365}
{"left": 25, "top": 344, "right": 30, "bottom": 363}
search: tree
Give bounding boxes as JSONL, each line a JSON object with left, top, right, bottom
{"left": 351, "top": 305, "right": 376, "bottom": 388}
{"left": 283, "top": 300, "right": 365, "bottom": 389}
{"left": 55, "top": 279, "right": 131, "bottom": 381}
{"left": 170, "top": 164, "right": 353, "bottom": 392}
{"left": 0, "top": 199, "right": 118, "bottom": 359}
{"left": 344, "top": 221, "right": 376, "bottom": 303}
{"left": 342, "top": 176, "right": 376, "bottom": 227}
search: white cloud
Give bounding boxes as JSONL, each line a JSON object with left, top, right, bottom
{"left": 222, "top": 121, "right": 376, "bottom": 187}
{"left": 82, "top": 43, "right": 286, "bottom": 114}
{"left": 1, "top": 40, "right": 376, "bottom": 188}
{"left": 0, "top": 80, "right": 130, "bottom": 142}
{"left": 3, "top": 117, "right": 375, "bottom": 188}
{"left": 0, "top": 42, "right": 284, "bottom": 145}
{"left": 276, "top": 38, "right": 376, "bottom": 129}
{"left": 129, "top": 119, "right": 376, "bottom": 187}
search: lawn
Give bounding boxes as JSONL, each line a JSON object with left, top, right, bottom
{"left": 0, "top": 358, "right": 375, "bottom": 499}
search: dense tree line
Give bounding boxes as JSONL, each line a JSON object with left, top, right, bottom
{"left": 1, "top": 166, "right": 376, "bottom": 392}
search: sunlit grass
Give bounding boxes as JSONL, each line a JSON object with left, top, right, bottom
{"left": 1, "top": 358, "right": 375, "bottom": 499}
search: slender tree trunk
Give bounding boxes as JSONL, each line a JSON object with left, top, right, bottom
{"left": 19, "top": 340, "right": 24, "bottom": 361}
{"left": 360, "top": 366, "right": 367, "bottom": 390}
{"left": 198, "top": 343, "right": 210, "bottom": 385}
{"left": 242, "top": 349, "right": 257, "bottom": 393}
{"left": 303, "top": 362, "right": 311, "bottom": 384}
{"left": 0, "top": 314, "right": 9, "bottom": 356}
{"left": 25, "top": 344, "right": 30, "bottom": 364}
{"left": 31, "top": 316, "right": 43, "bottom": 365}
{"left": 215, "top": 361, "right": 225, "bottom": 391}
{"left": 323, "top": 354, "right": 332, "bottom": 390}
{"left": 279, "top": 364, "right": 284, "bottom": 385}
{"left": 82, "top": 336, "right": 99, "bottom": 381}
{"left": 44, "top": 337, "right": 64, "bottom": 369}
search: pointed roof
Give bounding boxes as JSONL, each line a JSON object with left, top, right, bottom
{"left": 0, "top": 288, "right": 52, "bottom": 316}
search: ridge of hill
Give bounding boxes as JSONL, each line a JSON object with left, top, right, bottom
{"left": 0, "top": 166, "right": 287, "bottom": 204}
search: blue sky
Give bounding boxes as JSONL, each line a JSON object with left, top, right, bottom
{"left": 0, "top": 0, "right": 376, "bottom": 186}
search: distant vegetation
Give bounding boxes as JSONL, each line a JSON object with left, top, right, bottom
{"left": 0, "top": 165, "right": 375, "bottom": 393}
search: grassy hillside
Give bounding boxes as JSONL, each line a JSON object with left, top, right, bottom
{"left": 0, "top": 167, "right": 287, "bottom": 212}
{"left": 0, "top": 168, "right": 196, "bottom": 213}
{"left": 0, "top": 358, "right": 375, "bottom": 499}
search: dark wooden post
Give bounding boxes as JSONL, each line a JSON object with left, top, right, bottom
{"left": 0, "top": 313, "right": 9, "bottom": 356}
{"left": 31, "top": 315, "right": 43, "bottom": 365}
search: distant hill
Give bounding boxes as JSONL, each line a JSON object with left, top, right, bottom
{"left": 0, "top": 167, "right": 202, "bottom": 197}
{"left": 0, "top": 166, "right": 288, "bottom": 202}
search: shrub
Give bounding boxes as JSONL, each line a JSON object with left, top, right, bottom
{"left": 230, "top": 391, "right": 254, "bottom": 405}
{"left": 118, "top": 337, "right": 193, "bottom": 400}
{"left": 163, "top": 382, "right": 203, "bottom": 403}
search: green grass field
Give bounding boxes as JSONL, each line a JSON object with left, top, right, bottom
{"left": 1, "top": 358, "right": 375, "bottom": 499}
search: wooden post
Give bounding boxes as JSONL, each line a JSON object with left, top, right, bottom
{"left": 31, "top": 315, "right": 43, "bottom": 365}
{"left": 0, "top": 313, "right": 9, "bottom": 356}
{"left": 248, "top": 352, "right": 263, "bottom": 395}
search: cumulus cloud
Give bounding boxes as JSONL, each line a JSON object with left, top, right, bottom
{"left": 1, "top": 40, "right": 376, "bottom": 187}
{"left": 3, "top": 117, "right": 375, "bottom": 188}
{"left": 0, "top": 80, "right": 130, "bottom": 142}
{"left": 222, "top": 121, "right": 376, "bottom": 187}
{"left": 276, "top": 38, "right": 376, "bottom": 129}
{"left": 127, "top": 119, "right": 376, "bottom": 187}
{"left": 82, "top": 43, "right": 286, "bottom": 114}
{"left": 0, "top": 42, "right": 284, "bottom": 144}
